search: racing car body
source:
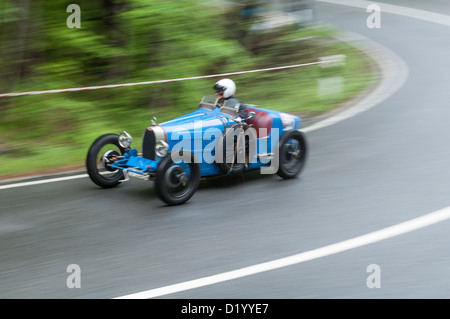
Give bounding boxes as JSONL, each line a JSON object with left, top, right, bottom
{"left": 86, "top": 95, "right": 308, "bottom": 205}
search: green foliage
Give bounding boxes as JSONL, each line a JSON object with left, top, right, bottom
{"left": 0, "top": 1, "right": 374, "bottom": 178}
{"left": 1, "top": 0, "right": 248, "bottom": 137}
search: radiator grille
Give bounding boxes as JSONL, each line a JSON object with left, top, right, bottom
{"left": 142, "top": 129, "right": 156, "bottom": 160}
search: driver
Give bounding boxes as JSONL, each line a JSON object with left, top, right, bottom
{"left": 213, "top": 78, "right": 247, "bottom": 120}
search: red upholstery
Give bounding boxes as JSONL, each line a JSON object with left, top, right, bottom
{"left": 245, "top": 108, "right": 273, "bottom": 138}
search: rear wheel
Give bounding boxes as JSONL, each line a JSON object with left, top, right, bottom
{"left": 155, "top": 152, "right": 201, "bottom": 205}
{"left": 86, "top": 134, "right": 126, "bottom": 188}
{"left": 276, "top": 130, "right": 307, "bottom": 179}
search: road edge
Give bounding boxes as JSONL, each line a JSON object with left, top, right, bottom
{"left": 301, "top": 26, "right": 409, "bottom": 133}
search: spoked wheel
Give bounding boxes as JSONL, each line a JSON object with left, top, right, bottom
{"left": 276, "top": 130, "right": 308, "bottom": 179}
{"left": 155, "top": 152, "right": 201, "bottom": 206}
{"left": 86, "top": 134, "right": 126, "bottom": 188}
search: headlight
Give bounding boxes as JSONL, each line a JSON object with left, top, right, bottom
{"left": 280, "top": 113, "right": 294, "bottom": 130}
{"left": 155, "top": 140, "right": 169, "bottom": 157}
{"left": 119, "top": 131, "right": 133, "bottom": 149}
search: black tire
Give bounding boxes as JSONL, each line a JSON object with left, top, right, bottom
{"left": 276, "top": 130, "right": 308, "bottom": 179}
{"left": 215, "top": 123, "right": 257, "bottom": 175}
{"left": 155, "top": 152, "right": 201, "bottom": 206}
{"left": 86, "top": 133, "right": 126, "bottom": 188}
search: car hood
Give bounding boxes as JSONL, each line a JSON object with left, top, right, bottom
{"left": 159, "top": 110, "right": 231, "bottom": 140}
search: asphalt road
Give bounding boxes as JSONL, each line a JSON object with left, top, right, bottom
{"left": 1, "top": 1, "right": 450, "bottom": 299}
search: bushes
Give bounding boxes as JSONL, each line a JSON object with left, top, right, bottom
{"left": 0, "top": 1, "right": 374, "bottom": 177}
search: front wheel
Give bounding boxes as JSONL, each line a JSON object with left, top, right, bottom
{"left": 276, "top": 130, "right": 308, "bottom": 179}
{"left": 155, "top": 152, "right": 201, "bottom": 206}
{"left": 86, "top": 133, "right": 126, "bottom": 188}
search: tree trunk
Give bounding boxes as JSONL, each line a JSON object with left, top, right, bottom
{"left": 103, "top": 0, "right": 127, "bottom": 79}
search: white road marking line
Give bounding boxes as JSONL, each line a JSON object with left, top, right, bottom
{"left": 0, "top": 174, "right": 88, "bottom": 190}
{"left": 115, "top": 206, "right": 450, "bottom": 299}
{"left": 316, "top": 0, "right": 450, "bottom": 27}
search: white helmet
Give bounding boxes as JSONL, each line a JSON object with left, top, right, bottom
{"left": 213, "top": 79, "right": 236, "bottom": 98}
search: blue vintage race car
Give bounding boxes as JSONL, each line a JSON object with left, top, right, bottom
{"left": 86, "top": 95, "right": 308, "bottom": 205}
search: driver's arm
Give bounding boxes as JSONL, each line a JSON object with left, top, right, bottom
{"left": 238, "top": 103, "right": 247, "bottom": 119}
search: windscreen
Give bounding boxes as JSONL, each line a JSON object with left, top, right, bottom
{"left": 198, "top": 95, "right": 218, "bottom": 110}
{"left": 220, "top": 97, "right": 241, "bottom": 116}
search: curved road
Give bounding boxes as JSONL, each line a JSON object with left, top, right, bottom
{"left": 1, "top": 0, "right": 450, "bottom": 299}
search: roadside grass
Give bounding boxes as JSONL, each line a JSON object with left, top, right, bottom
{"left": 0, "top": 24, "right": 376, "bottom": 180}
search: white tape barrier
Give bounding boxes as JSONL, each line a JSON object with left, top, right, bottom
{"left": 0, "top": 61, "right": 335, "bottom": 98}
